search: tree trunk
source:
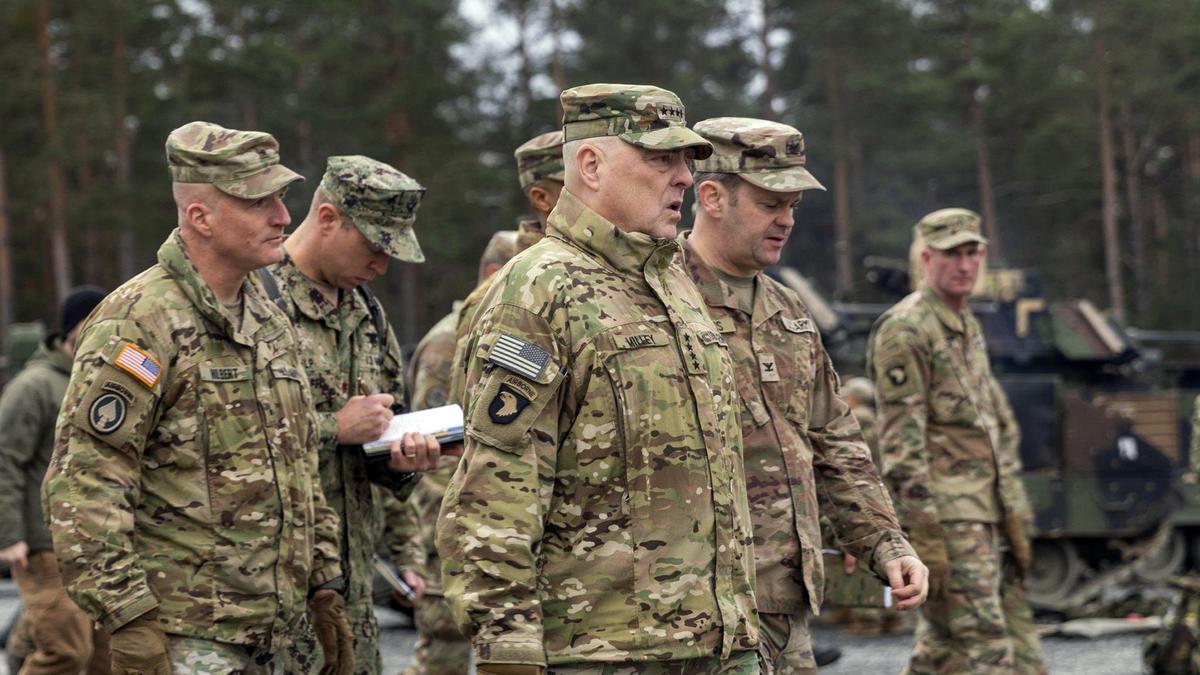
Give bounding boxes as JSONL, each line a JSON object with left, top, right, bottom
{"left": 514, "top": 0, "right": 534, "bottom": 129}
{"left": 1092, "top": 18, "right": 1125, "bottom": 322}
{"left": 969, "top": 90, "right": 1001, "bottom": 260}
{"left": 37, "top": 0, "right": 73, "bottom": 301}
{"left": 826, "top": 53, "right": 852, "bottom": 295}
{"left": 1118, "top": 98, "right": 1147, "bottom": 319}
{"left": 758, "top": 0, "right": 774, "bottom": 120}
{"left": 0, "top": 145, "right": 13, "bottom": 362}
{"left": 549, "top": 0, "right": 566, "bottom": 125}
{"left": 1149, "top": 182, "right": 1168, "bottom": 292}
{"left": 386, "top": 29, "right": 419, "bottom": 345}
{"left": 113, "top": 0, "right": 135, "bottom": 282}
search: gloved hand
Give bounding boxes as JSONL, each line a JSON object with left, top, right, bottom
{"left": 1004, "top": 511, "right": 1034, "bottom": 578}
{"left": 310, "top": 589, "right": 354, "bottom": 675}
{"left": 110, "top": 609, "right": 171, "bottom": 675}
{"left": 477, "top": 665, "right": 545, "bottom": 675}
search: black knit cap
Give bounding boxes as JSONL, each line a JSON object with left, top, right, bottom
{"left": 59, "top": 286, "right": 107, "bottom": 335}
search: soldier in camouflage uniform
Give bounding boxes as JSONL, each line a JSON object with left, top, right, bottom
{"left": 392, "top": 230, "right": 521, "bottom": 675}
{"left": 436, "top": 84, "right": 760, "bottom": 674}
{"left": 0, "top": 287, "right": 108, "bottom": 675}
{"left": 43, "top": 121, "right": 352, "bottom": 674}
{"left": 448, "top": 130, "right": 563, "bottom": 404}
{"left": 267, "top": 155, "right": 448, "bottom": 674}
{"left": 867, "top": 208, "right": 1046, "bottom": 675}
{"left": 683, "top": 117, "right": 927, "bottom": 674}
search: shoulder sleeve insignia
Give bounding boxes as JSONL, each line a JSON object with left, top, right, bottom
{"left": 88, "top": 386, "right": 129, "bottom": 435}
{"left": 113, "top": 342, "right": 162, "bottom": 389}
{"left": 488, "top": 382, "right": 533, "bottom": 425}
{"left": 488, "top": 333, "right": 552, "bottom": 381}
{"left": 887, "top": 365, "right": 908, "bottom": 387}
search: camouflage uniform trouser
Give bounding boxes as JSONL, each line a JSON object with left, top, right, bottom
{"left": 545, "top": 650, "right": 759, "bottom": 674}
{"left": 401, "top": 594, "right": 470, "bottom": 675}
{"left": 758, "top": 611, "right": 816, "bottom": 675}
{"left": 168, "top": 637, "right": 276, "bottom": 674}
{"left": 11, "top": 550, "right": 110, "bottom": 675}
{"left": 276, "top": 597, "right": 382, "bottom": 674}
{"left": 906, "top": 521, "right": 1046, "bottom": 675}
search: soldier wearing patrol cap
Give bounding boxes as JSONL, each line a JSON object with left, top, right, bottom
{"left": 682, "top": 117, "right": 927, "bottom": 674}
{"left": 448, "top": 130, "right": 564, "bottom": 406}
{"left": 867, "top": 209, "right": 1046, "bottom": 674}
{"left": 265, "top": 155, "right": 454, "bottom": 674}
{"left": 437, "top": 84, "right": 760, "bottom": 674}
{"left": 43, "top": 121, "right": 351, "bottom": 674}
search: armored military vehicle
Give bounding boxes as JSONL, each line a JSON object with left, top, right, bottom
{"left": 788, "top": 262, "right": 1183, "bottom": 610}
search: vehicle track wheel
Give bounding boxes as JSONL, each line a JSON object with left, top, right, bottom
{"left": 1028, "top": 539, "right": 1083, "bottom": 606}
{"left": 1136, "top": 530, "right": 1186, "bottom": 583}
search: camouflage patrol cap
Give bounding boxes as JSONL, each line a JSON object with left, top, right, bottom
{"left": 165, "top": 121, "right": 303, "bottom": 200}
{"left": 320, "top": 155, "right": 426, "bottom": 263}
{"left": 560, "top": 83, "right": 713, "bottom": 159}
{"left": 515, "top": 131, "right": 565, "bottom": 189}
{"left": 915, "top": 208, "right": 988, "bottom": 250}
{"left": 692, "top": 117, "right": 825, "bottom": 193}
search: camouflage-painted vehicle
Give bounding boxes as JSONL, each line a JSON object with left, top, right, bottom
{"left": 791, "top": 262, "right": 1184, "bottom": 611}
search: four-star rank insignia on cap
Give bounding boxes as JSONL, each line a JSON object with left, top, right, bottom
{"left": 489, "top": 383, "right": 532, "bottom": 425}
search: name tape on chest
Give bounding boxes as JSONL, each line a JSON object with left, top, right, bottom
{"left": 782, "top": 317, "right": 815, "bottom": 334}
{"left": 489, "top": 333, "right": 552, "bottom": 381}
{"left": 114, "top": 342, "right": 162, "bottom": 389}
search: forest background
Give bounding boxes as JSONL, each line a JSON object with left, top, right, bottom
{"left": 2, "top": 0, "right": 1198, "bottom": 352}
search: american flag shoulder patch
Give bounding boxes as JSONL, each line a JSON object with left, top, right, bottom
{"left": 488, "top": 333, "right": 552, "bottom": 381}
{"left": 113, "top": 342, "right": 163, "bottom": 389}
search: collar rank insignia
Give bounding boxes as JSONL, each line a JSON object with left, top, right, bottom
{"left": 489, "top": 383, "right": 532, "bottom": 425}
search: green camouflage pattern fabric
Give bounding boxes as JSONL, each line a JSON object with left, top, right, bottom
{"left": 560, "top": 83, "right": 713, "bottom": 158}
{"left": 515, "top": 130, "right": 566, "bottom": 189}
{"left": 165, "top": 121, "right": 303, "bottom": 200}
{"left": 692, "top": 117, "right": 825, "bottom": 193}
{"left": 321, "top": 155, "right": 426, "bottom": 263}
{"left": 546, "top": 651, "right": 759, "bottom": 675}
{"left": 43, "top": 229, "right": 342, "bottom": 650}
{"left": 1191, "top": 394, "right": 1200, "bottom": 474}
{"left": 265, "top": 252, "right": 413, "bottom": 675}
{"left": 867, "top": 288, "right": 1042, "bottom": 675}
{"left": 167, "top": 636, "right": 274, "bottom": 674}
{"left": 437, "top": 188, "right": 758, "bottom": 667}
{"left": 449, "top": 219, "right": 546, "bottom": 405}
{"left": 401, "top": 592, "right": 471, "bottom": 675}
{"left": 0, "top": 337, "right": 72, "bottom": 553}
{"left": 913, "top": 208, "right": 988, "bottom": 250}
{"left": 908, "top": 522, "right": 1045, "bottom": 675}
{"left": 679, "top": 234, "right": 912, "bottom": 617}
{"left": 757, "top": 612, "right": 814, "bottom": 675}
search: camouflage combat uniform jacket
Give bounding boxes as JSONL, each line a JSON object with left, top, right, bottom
{"left": 437, "top": 189, "right": 758, "bottom": 666}
{"left": 264, "top": 254, "right": 413, "bottom": 618}
{"left": 0, "top": 337, "right": 72, "bottom": 553}
{"left": 43, "top": 230, "right": 341, "bottom": 649}
{"left": 679, "top": 236, "right": 912, "bottom": 615}
{"left": 866, "top": 287, "right": 1029, "bottom": 547}
{"left": 449, "top": 218, "right": 546, "bottom": 405}
{"left": 392, "top": 303, "right": 462, "bottom": 595}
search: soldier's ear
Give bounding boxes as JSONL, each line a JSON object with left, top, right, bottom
{"left": 696, "top": 180, "right": 725, "bottom": 218}
{"left": 185, "top": 201, "right": 215, "bottom": 238}
{"left": 575, "top": 143, "right": 603, "bottom": 192}
{"left": 316, "top": 202, "right": 342, "bottom": 234}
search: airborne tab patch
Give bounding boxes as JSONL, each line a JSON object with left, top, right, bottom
{"left": 114, "top": 342, "right": 162, "bottom": 389}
